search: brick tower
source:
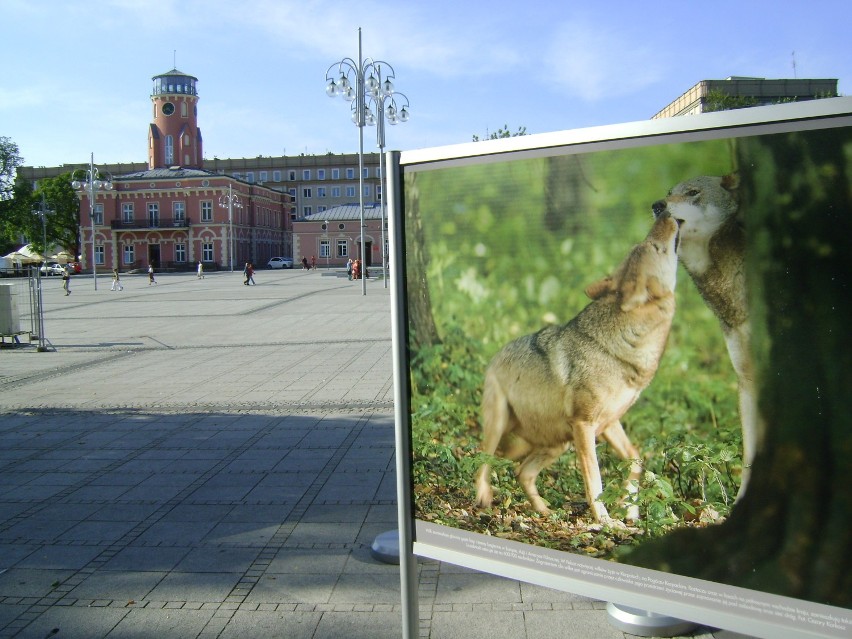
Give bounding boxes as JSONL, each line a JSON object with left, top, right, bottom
{"left": 148, "top": 69, "right": 203, "bottom": 169}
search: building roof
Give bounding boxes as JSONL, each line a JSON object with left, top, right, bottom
{"left": 115, "top": 167, "right": 219, "bottom": 180}
{"left": 302, "top": 203, "right": 385, "bottom": 222}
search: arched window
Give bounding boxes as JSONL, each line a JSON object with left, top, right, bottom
{"left": 181, "top": 102, "right": 187, "bottom": 117}
{"left": 165, "top": 135, "right": 174, "bottom": 165}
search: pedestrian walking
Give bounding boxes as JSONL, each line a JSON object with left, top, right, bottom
{"left": 197, "top": 261, "right": 204, "bottom": 279}
{"left": 346, "top": 258, "right": 353, "bottom": 281}
{"left": 111, "top": 269, "right": 124, "bottom": 291}
{"left": 247, "top": 262, "right": 255, "bottom": 285}
{"left": 311, "top": 255, "right": 316, "bottom": 270}
{"left": 148, "top": 264, "right": 157, "bottom": 285}
{"left": 62, "top": 268, "right": 71, "bottom": 295}
{"left": 301, "top": 256, "right": 309, "bottom": 271}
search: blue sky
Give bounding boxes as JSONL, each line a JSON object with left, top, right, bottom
{"left": 3, "top": 0, "right": 850, "bottom": 168}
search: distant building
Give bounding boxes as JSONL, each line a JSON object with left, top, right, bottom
{"left": 16, "top": 68, "right": 386, "bottom": 270}
{"left": 652, "top": 76, "right": 839, "bottom": 119}
{"left": 292, "top": 203, "right": 387, "bottom": 269}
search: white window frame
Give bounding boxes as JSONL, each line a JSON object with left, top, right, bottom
{"left": 175, "top": 243, "right": 186, "bottom": 262}
{"left": 202, "top": 242, "right": 214, "bottom": 262}
{"left": 201, "top": 201, "right": 213, "bottom": 222}
{"left": 123, "top": 244, "right": 135, "bottom": 265}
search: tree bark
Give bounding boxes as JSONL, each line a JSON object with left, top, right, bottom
{"left": 405, "top": 172, "right": 441, "bottom": 351}
{"left": 622, "top": 126, "right": 852, "bottom": 608}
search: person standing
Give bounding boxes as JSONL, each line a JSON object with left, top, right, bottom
{"left": 111, "top": 269, "right": 124, "bottom": 291}
{"left": 301, "top": 256, "right": 309, "bottom": 271}
{"left": 243, "top": 262, "right": 250, "bottom": 285}
{"left": 197, "top": 261, "right": 204, "bottom": 279}
{"left": 62, "top": 268, "right": 71, "bottom": 295}
{"left": 311, "top": 255, "right": 316, "bottom": 270}
{"left": 346, "top": 258, "right": 353, "bottom": 281}
{"left": 147, "top": 264, "right": 157, "bottom": 285}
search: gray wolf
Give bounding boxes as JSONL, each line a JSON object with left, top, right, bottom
{"left": 475, "top": 212, "right": 680, "bottom": 523}
{"left": 652, "top": 173, "right": 759, "bottom": 498}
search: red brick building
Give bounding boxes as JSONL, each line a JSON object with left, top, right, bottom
{"left": 76, "top": 68, "right": 291, "bottom": 272}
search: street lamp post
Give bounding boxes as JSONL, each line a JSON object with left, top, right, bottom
{"left": 33, "top": 197, "right": 53, "bottom": 352}
{"left": 366, "top": 86, "right": 409, "bottom": 288}
{"left": 324, "top": 220, "right": 330, "bottom": 269}
{"left": 71, "top": 153, "right": 113, "bottom": 291}
{"left": 325, "top": 27, "right": 404, "bottom": 296}
{"left": 219, "top": 183, "right": 242, "bottom": 272}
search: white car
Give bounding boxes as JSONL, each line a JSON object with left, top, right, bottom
{"left": 267, "top": 257, "right": 293, "bottom": 269}
{"left": 40, "top": 263, "right": 67, "bottom": 276}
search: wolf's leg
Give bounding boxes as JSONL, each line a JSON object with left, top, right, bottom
{"left": 574, "top": 420, "right": 609, "bottom": 522}
{"left": 516, "top": 446, "right": 562, "bottom": 515}
{"left": 601, "top": 420, "right": 642, "bottom": 520}
{"left": 476, "top": 372, "right": 510, "bottom": 508}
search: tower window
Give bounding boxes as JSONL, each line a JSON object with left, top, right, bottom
{"left": 181, "top": 102, "right": 188, "bottom": 117}
{"left": 164, "top": 135, "right": 174, "bottom": 165}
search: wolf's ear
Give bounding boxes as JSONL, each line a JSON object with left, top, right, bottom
{"left": 585, "top": 277, "right": 614, "bottom": 300}
{"left": 618, "top": 272, "right": 649, "bottom": 311}
{"left": 721, "top": 172, "right": 740, "bottom": 194}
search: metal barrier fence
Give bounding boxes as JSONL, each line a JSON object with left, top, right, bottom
{"left": 0, "top": 267, "right": 44, "bottom": 348}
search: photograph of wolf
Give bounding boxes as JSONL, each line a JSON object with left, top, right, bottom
{"left": 404, "top": 123, "right": 852, "bottom": 608}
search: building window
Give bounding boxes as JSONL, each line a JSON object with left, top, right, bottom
{"left": 246, "top": 172, "right": 254, "bottom": 183}
{"left": 175, "top": 243, "right": 186, "bottom": 262}
{"left": 259, "top": 171, "right": 268, "bottom": 182}
{"left": 288, "top": 170, "right": 296, "bottom": 180}
{"left": 95, "top": 245, "right": 104, "bottom": 265}
{"left": 302, "top": 188, "right": 312, "bottom": 198}
{"left": 93, "top": 203, "right": 104, "bottom": 225}
{"left": 173, "top": 201, "right": 185, "bottom": 222}
{"left": 303, "top": 206, "right": 312, "bottom": 216}
{"left": 377, "top": 184, "right": 382, "bottom": 201}
{"left": 122, "top": 202, "right": 134, "bottom": 223}
{"left": 201, "top": 200, "right": 212, "bottom": 222}
{"left": 320, "top": 239, "right": 330, "bottom": 258}
{"left": 202, "top": 243, "right": 213, "bottom": 262}
{"left": 331, "top": 186, "right": 341, "bottom": 198}
{"left": 165, "top": 135, "right": 174, "bottom": 165}
{"left": 123, "top": 244, "right": 135, "bottom": 265}
{"left": 346, "top": 186, "right": 356, "bottom": 197}
{"left": 363, "top": 167, "right": 369, "bottom": 179}
{"left": 318, "top": 206, "right": 327, "bottom": 213}
{"left": 336, "top": 239, "right": 348, "bottom": 258}
{"left": 272, "top": 170, "right": 281, "bottom": 181}
{"left": 363, "top": 185, "right": 371, "bottom": 197}
{"left": 302, "top": 169, "right": 311, "bottom": 180}
{"left": 332, "top": 168, "right": 340, "bottom": 180}
{"left": 232, "top": 172, "right": 241, "bottom": 179}
{"left": 147, "top": 203, "right": 160, "bottom": 227}
{"left": 346, "top": 168, "right": 355, "bottom": 179}
{"left": 317, "top": 187, "right": 326, "bottom": 198}
{"left": 317, "top": 169, "right": 325, "bottom": 180}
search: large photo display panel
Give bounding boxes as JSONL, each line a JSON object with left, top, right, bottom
{"left": 395, "top": 100, "right": 852, "bottom": 638}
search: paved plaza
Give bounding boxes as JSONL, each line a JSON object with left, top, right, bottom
{"left": 0, "top": 269, "right": 747, "bottom": 638}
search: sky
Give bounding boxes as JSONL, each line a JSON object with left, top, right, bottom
{"left": 2, "top": 0, "right": 850, "bottom": 169}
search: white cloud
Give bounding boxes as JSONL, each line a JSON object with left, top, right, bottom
{"left": 543, "top": 19, "right": 666, "bottom": 102}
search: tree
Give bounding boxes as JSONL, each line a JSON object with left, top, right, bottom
{"left": 1, "top": 136, "right": 22, "bottom": 201}
{"left": 622, "top": 127, "right": 852, "bottom": 608}
{"left": 34, "top": 173, "right": 82, "bottom": 257}
{"left": 472, "top": 124, "right": 527, "bottom": 142}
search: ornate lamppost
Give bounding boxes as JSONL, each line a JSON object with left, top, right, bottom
{"left": 219, "top": 183, "right": 242, "bottom": 272}
{"left": 325, "top": 27, "right": 402, "bottom": 295}
{"left": 72, "top": 153, "right": 113, "bottom": 291}
{"left": 365, "top": 86, "right": 409, "bottom": 287}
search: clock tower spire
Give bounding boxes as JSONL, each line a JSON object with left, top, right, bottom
{"left": 149, "top": 69, "right": 203, "bottom": 169}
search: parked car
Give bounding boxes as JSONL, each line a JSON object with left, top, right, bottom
{"left": 40, "top": 262, "right": 67, "bottom": 276}
{"left": 267, "top": 257, "right": 293, "bottom": 269}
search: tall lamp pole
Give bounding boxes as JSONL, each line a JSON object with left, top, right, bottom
{"left": 325, "top": 27, "right": 403, "bottom": 296}
{"left": 33, "top": 197, "right": 53, "bottom": 352}
{"left": 72, "top": 153, "right": 113, "bottom": 291}
{"left": 219, "top": 183, "right": 242, "bottom": 272}
{"left": 366, "top": 85, "right": 409, "bottom": 288}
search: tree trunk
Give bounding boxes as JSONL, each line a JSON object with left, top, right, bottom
{"left": 623, "top": 126, "right": 852, "bottom": 608}
{"left": 405, "top": 173, "right": 441, "bottom": 351}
